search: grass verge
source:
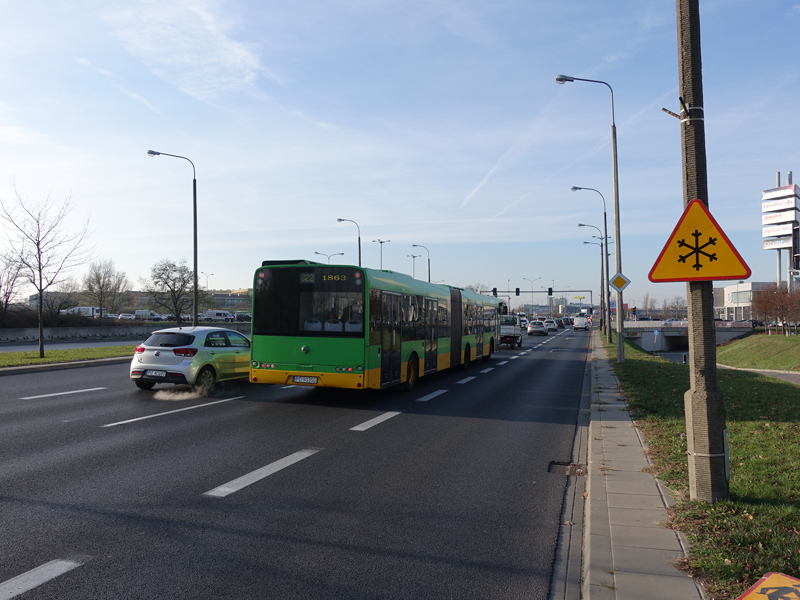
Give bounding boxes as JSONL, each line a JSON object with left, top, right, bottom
{"left": 601, "top": 335, "right": 800, "bottom": 599}
{"left": 716, "top": 332, "right": 800, "bottom": 372}
{"left": 0, "top": 345, "right": 136, "bottom": 368}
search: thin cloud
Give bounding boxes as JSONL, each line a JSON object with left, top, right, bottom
{"left": 103, "top": 0, "right": 280, "bottom": 103}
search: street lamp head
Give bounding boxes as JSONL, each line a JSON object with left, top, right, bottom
{"left": 337, "top": 218, "right": 345, "bottom": 222}
{"left": 578, "top": 223, "right": 587, "bottom": 228}
{"left": 570, "top": 186, "right": 581, "bottom": 192}
{"left": 147, "top": 150, "right": 160, "bottom": 156}
{"left": 555, "top": 74, "right": 574, "bottom": 84}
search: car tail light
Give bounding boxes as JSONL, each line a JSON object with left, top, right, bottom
{"left": 173, "top": 348, "right": 198, "bottom": 357}
{"left": 135, "top": 346, "right": 145, "bottom": 354}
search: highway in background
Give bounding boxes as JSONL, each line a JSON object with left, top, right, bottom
{"left": 0, "top": 329, "right": 589, "bottom": 599}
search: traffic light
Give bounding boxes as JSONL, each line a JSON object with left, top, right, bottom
{"left": 631, "top": 307, "right": 637, "bottom": 315}
{"left": 492, "top": 287, "right": 497, "bottom": 297}
{"left": 548, "top": 287, "right": 553, "bottom": 296}
{"left": 515, "top": 287, "right": 520, "bottom": 296}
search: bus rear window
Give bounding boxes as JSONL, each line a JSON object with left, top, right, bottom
{"left": 253, "top": 267, "right": 366, "bottom": 337}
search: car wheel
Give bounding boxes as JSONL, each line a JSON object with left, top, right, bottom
{"left": 135, "top": 380, "right": 155, "bottom": 390}
{"left": 195, "top": 366, "right": 216, "bottom": 394}
{"left": 404, "top": 355, "right": 419, "bottom": 391}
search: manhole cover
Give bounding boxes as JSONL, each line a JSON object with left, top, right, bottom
{"left": 549, "top": 462, "right": 586, "bottom": 476}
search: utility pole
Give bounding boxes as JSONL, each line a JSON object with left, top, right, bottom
{"left": 677, "top": 0, "right": 729, "bottom": 502}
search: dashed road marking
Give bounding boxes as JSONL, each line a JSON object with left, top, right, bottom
{"left": 480, "top": 368, "right": 494, "bottom": 373}
{"left": 0, "top": 559, "right": 83, "bottom": 599}
{"left": 204, "top": 448, "right": 322, "bottom": 497}
{"left": 456, "top": 377, "right": 476, "bottom": 384}
{"left": 416, "top": 390, "right": 448, "bottom": 402}
{"left": 20, "top": 388, "right": 106, "bottom": 400}
{"left": 102, "top": 397, "right": 242, "bottom": 428}
{"left": 350, "top": 411, "right": 402, "bottom": 431}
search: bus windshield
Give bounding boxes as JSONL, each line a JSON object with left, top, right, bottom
{"left": 253, "top": 266, "right": 366, "bottom": 337}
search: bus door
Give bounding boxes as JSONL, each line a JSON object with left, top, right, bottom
{"left": 475, "top": 307, "right": 484, "bottom": 359}
{"left": 450, "top": 288, "right": 462, "bottom": 368}
{"left": 424, "top": 298, "right": 438, "bottom": 373}
{"left": 381, "top": 292, "right": 402, "bottom": 386}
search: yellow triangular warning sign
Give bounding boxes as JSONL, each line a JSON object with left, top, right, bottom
{"left": 735, "top": 572, "right": 800, "bottom": 600}
{"left": 649, "top": 199, "right": 751, "bottom": 282}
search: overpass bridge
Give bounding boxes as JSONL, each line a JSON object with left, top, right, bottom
{"left": 613, "top": 320, "right": 752, "bottom": 352}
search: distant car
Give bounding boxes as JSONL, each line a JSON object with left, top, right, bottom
{"left": 118, "top": 313, "right": 135, "bottom": 320}
{"left": 235, "top": 312, "right": 252, "bottom": 322}
{"left": 527, "top": 321, "right": 547, "bottom": 336}
{"left": 543, "top": 319, "right": 558, "bottom": 332}
{"left": 130, "top": 326, "right": 251, "bottom": 393}
{"left": 555, "top": 318, "right": 565, "bottom": 328}
{"left": 573, "top": 316, "right": 589, "bottom": 330}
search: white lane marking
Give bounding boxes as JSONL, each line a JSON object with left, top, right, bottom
{"left": 416, "top": 390, "right": 448, "bottom": 403}
{"left": 509, "top": 356, "right": 519, "bottom": 360}
{"left": 456, "top": 376, "right": 476, "bottom": 384}
{"left": 0, "top": 559, "right": 83, "bottom": 600}
{"left": 497, "top": 361, "right": 508, "bottom": 365}
{"left": 204, "top": 448, "right": 322, "bottom": 498}
{"left": 282, "top": 385, "right": 297, "bottom": 389}
{"left": 480, "top": 368, "right": 494, "bottom": 373}
{"left": 101, "top": 397, "right": 242, "bottom": 428}
{"left": 350, "top": 411, "right": 402, "bottom": 431}
{"left": 517, "top": 353, "right": 526, "bottom": 356}
{"left": 20, "top": 388, "right": 106, "bottom": 400}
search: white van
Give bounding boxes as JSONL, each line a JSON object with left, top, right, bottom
{"left": 204, "top": 310, "right": 235, "bottom": 322}
{"left": 573, "top": 316, "right": 589, "bottom": 331}
{"left": 134, "top": 310, "right": 161, "bottom": 320}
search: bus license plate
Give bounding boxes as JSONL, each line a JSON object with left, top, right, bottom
{"left": 146, "top": 370, "right": 166, "bottom": 377}
{"left": 293, "top": 376, "right": 318, "bottom": 384}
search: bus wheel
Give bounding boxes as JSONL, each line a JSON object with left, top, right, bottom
{"left": 461, "top": 345, "right": 471, "bottom": 370}
{"left": 404, "top": 355, "right": 419, "bottom": 391}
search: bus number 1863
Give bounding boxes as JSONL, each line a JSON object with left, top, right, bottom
{"left": 322, "top": 275, "right": 347, "bottom": 281}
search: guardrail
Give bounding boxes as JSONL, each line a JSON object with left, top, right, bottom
{"left": 0, "top": 322, "right": 251, "bottom": 345}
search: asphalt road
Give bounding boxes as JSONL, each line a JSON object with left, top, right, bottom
{"left": 0, "top": 328, "right": 590, "bottom": 599}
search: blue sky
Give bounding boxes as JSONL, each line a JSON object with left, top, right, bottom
{"left": 1, "top": 0, "right": 799, "bottom": 310}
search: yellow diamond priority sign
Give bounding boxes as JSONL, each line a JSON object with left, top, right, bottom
{"left": 735, "top": 572, "right": 800, "bottom": 599}
{"left": 649, "top": 199, "right": 751, "bottom": 282}
{"left": 608, "top": 272, "right": 630, "bottom": 293}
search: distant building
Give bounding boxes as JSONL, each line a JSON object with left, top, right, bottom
{"left": 714, "top": 281, "right": 773, "bottom": 320}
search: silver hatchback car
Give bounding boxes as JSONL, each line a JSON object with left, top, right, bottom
{"left": 130, "top": 326, "right": 250, "bottom": 392}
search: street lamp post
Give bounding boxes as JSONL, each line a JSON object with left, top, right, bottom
{"left": 148, "top": 150, "right": 198, "bottom": 327}
{"left": 557, "top": 74, "right": 624, "bottom": 363}
{"left": 373, "top": 239, "right": 390, "bottom": 269}
{"left": 573, "top": 187, "right": 612, "bottom": 344}
{"left": 582, "top": 239, "right": 605, "bottom": 332}
{"left": 315, "top": 251, "right": 344, "bottom": 264}
{"left": 412, "top": 244, "right": 431, "bottom": 282}
{"left": 579, "top": 222, "right": 611, "bottom": 342}
{"left": 201, "top": 271, "right": 213, "bottom": 311}
{"left": 337, "top": 219, "right": 361, "bottom": 267}
{"left": 407, "top": 254, "right": 421, "bottom": 278}
{"left": 523, "top": 276, "right": 540, "bottom": 314}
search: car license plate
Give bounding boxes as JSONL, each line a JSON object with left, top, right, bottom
{"left": 293, "top": 376, "right": 318, "bottom": 384}
{"left": 146, "top": 370, "right": 166, "bottom": 377}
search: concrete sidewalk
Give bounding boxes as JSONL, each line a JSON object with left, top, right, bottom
{"left": 582, "top": 329, "right": 705, "bottom": 599}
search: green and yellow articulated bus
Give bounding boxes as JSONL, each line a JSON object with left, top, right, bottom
{"left": 249, "top": 260, "right": 499, "bottom": 390}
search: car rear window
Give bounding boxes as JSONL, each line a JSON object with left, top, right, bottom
{"left": 144, "top": 332, "right": 195, "bottom": 347}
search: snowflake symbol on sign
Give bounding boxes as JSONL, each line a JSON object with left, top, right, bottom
{"left": 677, "top": 229, "right": 717, "bottom": 271}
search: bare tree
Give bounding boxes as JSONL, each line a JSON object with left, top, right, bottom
{"left": 142, "top": 259, "right": 195, "bottom": 323}
{"left": 83, "top": 259, "right": 131, "bottom": 317}
{"left": 42, "top": 277, "right": 82, "bottom": 325}
{"left": 0, "top": 253, "right": 23, "bottom": 319}
{"left": 0, "top": 186, "right": 92, "bottom": 357}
